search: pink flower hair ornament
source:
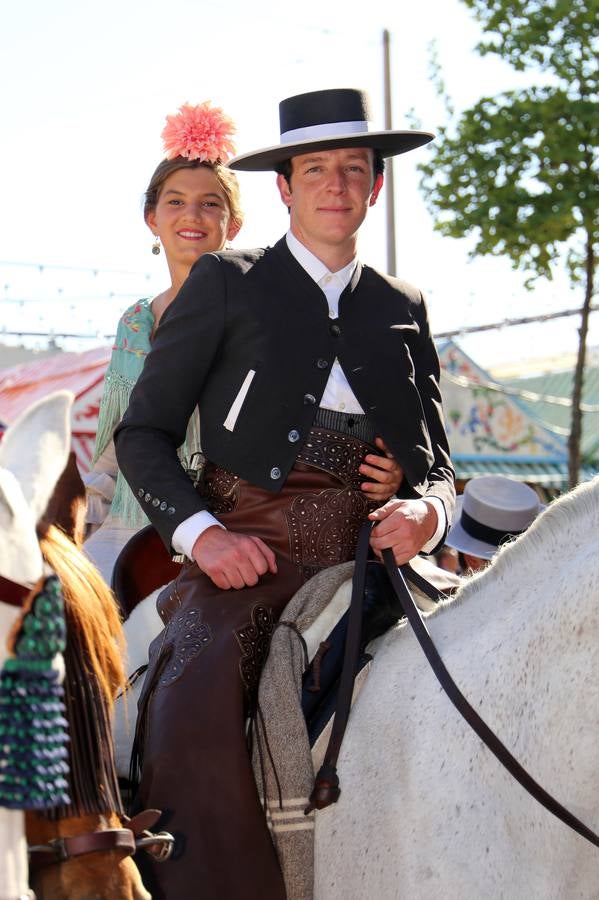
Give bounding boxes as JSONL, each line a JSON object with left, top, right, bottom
{"left": 161, "top": 102, "right": 237, "bottom": 163}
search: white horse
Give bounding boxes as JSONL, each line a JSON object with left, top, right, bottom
{"left": 1, "top": 393, "right": 151, "bottom": 900}
{"left": 0, "top": 392, "right": 73, "bottom": 900}
{"left": 314, "top": 476, "right": 599, "bottom": 899}
{"left": 115, "top": 477, "right": 599, "bottom": 899}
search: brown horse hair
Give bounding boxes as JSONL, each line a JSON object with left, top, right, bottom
{"left": 38, "top": 524, "right": 126, "bottom": 709}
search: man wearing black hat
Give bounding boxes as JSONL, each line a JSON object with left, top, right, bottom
{"left": 115, "top": 88, "right": 455, "bottom": 900}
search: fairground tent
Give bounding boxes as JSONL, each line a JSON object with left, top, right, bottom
{"left": 0, "top": 346, "right": 111, "bottom": 473}
{"left": 437, "top": 340, "right": 599, "bottom": 493}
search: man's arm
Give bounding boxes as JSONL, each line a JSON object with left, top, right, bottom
{"left": 114, "top": 255, "right": 226, "bottom": 549}
{"left": 114, "top": 255, "right": 279, "bottom": 589}
{"left": 370, "top": 292, "right": 455, "bottom": 563}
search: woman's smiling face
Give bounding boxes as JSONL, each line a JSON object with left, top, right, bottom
{"left": 146, "top": 166, "right": 240, "bottom": 271}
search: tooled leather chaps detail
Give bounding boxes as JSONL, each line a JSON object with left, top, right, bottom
{"left": 235, "top": 605, "right": 275, "bottom": 695}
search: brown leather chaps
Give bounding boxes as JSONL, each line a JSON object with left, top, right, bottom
{"left": 133, "top": 428, "right": 378, "bottom": 899}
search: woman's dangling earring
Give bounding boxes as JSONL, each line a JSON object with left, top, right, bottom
{"left": 152, "top": 236, "right": 161, "bottom": 256}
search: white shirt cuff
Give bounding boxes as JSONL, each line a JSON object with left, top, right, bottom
{"left": 171, "top": 510, "right": 225, "bottom": 559}
{"left": 421, "top": 497, "right": 447, "bottom": 554}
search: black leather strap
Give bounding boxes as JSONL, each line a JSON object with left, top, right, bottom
{"left": 383, "top": 549, "right": 599, "bottom": 849}
{"left": 401, "top": 560, "right": 451, "bottom": 604}
{"left": 305, "top": 520, "right": 372, "bottom": 813}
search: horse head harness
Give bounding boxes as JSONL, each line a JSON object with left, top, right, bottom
{"left": 28, "top": 809, "right": 175, "bottom": 869}
{"left": 308, "top": 521, "right": 599, "bottom": 850}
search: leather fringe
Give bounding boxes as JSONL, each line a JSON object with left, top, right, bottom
{"left": 127, "top": 643, "right": 171, "bottom": 814}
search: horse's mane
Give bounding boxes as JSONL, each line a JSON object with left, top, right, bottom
{"left": 39, "top": 524, "right": 126, "bottom": 709}
{"left": 451, "top": 476, "right": 599, "bottom": 609}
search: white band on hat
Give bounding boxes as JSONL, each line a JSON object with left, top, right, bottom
{"left": 280, "top": 120, "right": 369, "bottom": 145}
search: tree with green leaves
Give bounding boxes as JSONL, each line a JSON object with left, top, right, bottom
{"left": 419, "top": 0, "right": 598, "bottom": 488}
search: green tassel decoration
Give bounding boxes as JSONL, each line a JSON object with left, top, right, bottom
{"left": 0, "top": 575, "right": 71, "bottom": 809}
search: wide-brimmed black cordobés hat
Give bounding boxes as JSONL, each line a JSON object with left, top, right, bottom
{"left": 228, "top": 88, "right": 434, "bottom": 172}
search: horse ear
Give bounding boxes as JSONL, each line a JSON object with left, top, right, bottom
{"left": 0, "top": 390, "right": 74, "bottom": 525}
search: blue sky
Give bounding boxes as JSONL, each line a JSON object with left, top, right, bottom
{"left": 1, "top": 0, "right": 593, "bottom": 367}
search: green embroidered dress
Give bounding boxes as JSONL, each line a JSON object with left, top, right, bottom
{"left": 84, "top": 298, "right": 200, "bottom": 574}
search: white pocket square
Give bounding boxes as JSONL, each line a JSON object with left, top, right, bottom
{"left": 223, "top": 369, "right": 256, "bottom": 432}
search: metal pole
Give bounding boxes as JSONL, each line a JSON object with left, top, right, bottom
{"left": 383, "top": 28, "right": 396, "bottom": 276}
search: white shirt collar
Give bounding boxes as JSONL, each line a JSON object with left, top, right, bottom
{"left": 285, "top": 231, "right": 356, "bottom": 288}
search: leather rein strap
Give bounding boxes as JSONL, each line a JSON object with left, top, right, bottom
{"left": 305, "top": 520, "right": 372, "bottom": 814}
{"left": 382, "top": 548, "right": 599, "bottom": 850}
{"left": 29, "top": 828, "right": 136, "bottom": 869}
{"left": 29, "top": 808, "right": 174, "bottom": 868}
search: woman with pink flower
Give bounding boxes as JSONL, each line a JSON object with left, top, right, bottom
{"left": 84, "top": 102, "right": 244, "bottom": 582}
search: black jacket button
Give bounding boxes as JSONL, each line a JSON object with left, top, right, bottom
{"left": 330, "top": 322, "right": 341, "bottom": 337}
{"left": 317, "top": 358, "right": 329, "bottom": 369}
{"left": 270, "top": 467, "right": 282, "bottom": 480}
{"left": 303, "top": 393, "right": 316, "bottom": 405}
{"left": 288, "top": 429, "right": 300, "bottom": 442}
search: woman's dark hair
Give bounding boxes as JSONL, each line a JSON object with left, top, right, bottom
{"left": 144, "top": 157, "right": 243, "bottom": 227}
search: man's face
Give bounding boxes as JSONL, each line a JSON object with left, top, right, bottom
{"left": 276, "top": 147, "right": 383, "bottom": 259}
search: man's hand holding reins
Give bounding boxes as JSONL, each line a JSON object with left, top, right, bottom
{"left": 191, "top": 526, "right": 277, "bottom": 590}
{"left": 368, "top": 498, "right": 438, "bottom": 564}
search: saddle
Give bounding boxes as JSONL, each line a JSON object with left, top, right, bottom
{"left": 111, "top": 525, "right": 182, "bottom": 620}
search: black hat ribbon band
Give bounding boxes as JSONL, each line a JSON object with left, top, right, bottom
{"left": 460, "top": 509, "right": 524, "bottom": 548}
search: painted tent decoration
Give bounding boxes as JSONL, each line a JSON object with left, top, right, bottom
{"left": 437, "top": 340, "right": 575, "bottom": 488}
{"left": 502, "top": 362, "right": 599, "bottom": 471}
{"left": 0, "top": 346, "right": 111, "bottom": 473}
